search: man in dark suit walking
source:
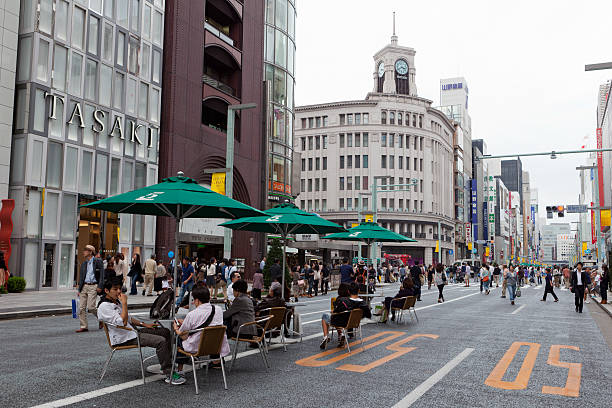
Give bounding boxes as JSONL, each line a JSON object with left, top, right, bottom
{"left": 571, "top": 262, "right": 588, "bottom": 313}
{"left": 76, "top": 244, "right": 105, "bottom": 332}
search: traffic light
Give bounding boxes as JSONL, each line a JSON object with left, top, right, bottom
{"left": 557, "top": 205, "right": 565, "bottom": 217}
{"left": 546, "top": 206, "right": 553, "bottom": 219}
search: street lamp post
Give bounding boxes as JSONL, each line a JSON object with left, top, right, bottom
{"left": 223, "top": 103, "right": 257, "bottom": 260}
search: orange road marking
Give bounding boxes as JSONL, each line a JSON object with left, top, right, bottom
{"left": 485, "top": 342, "right": 540, "bottom": 390}
{"left": 337, "top": 334, "right": 439, "bottom": 373}
{"left": 542, "top": 345, "right": 581, "bottom": 397}
{"left": 295, "top": 331, "right": 404, "bottom": 368}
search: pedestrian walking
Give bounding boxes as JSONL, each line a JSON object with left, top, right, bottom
{"left": 505, "top": 266, "right": 518, "bottom": 305}
{"left": 154, "top": 259, "right": 166, "bottom": 295}
{"left": 175, "top": 257, "right": 195, "bottom": 308}
{"left": 480, "top": 264, "right": 491, "bottom": 295}
{"left": 143, "top": 254, "right": 157, "bottom": 296}
{"left": 434, "top": 264, "right": 447, "bottom": 302}
{"left": 206, "top": 257, "right": 217, "bottom": 289}
{"left": 312, "top": 262, "right": 320, "bottom": 296}
{"left": 128, "top": 253, "right": 142, "bottom": 295}
{"left": 601, "top": 265, "right": 609, "bottom": 304}
{"left": 321, "top": 263, "right": 330, "bottom": 294}
{"left": 501, "top": 264, "right": 508, "bottom": 298}
{"left": 571, "top": 262, "right": 587, "bottom": 313}
{"left": 536, "top": 268, "right": 542, "bottom": 285}
{"left": 553, "top": 267, "right": 562, "bottom": 288}
{"left": 76, "top": 244, "right": 105, "bottom": 332}
{"left": 463, "top": 263, "right": 470, "bottom": 287}
{"left": 540, "top": 268, "right": 559, "bottom": 302}
{"left": 427, "top": 265, "right": 434, "bottom": 290}
{"left": 584, "top": 267, "right": 592, "bottom": 304}
{"left": 252, "top": 268, "right": 264, "bottom": 300}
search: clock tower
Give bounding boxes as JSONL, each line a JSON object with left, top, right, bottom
{"left": 372, "top": 16, "right": 417, "bottom": 96}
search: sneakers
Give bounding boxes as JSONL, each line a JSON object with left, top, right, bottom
{"left": 165, "top": 372, "right": 186, "bottom": 385}
{"left": 585, "top": 299, "right": 590, "bottom": 304}
{"left": 319, "top": 336, "right": 330, "bottom": 349}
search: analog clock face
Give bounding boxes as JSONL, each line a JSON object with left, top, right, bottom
{"left": 378, "top": 62, "right": 385, "bottom": 77}
{"left": 395, "top": 59, "right": 408, "bottom": 75}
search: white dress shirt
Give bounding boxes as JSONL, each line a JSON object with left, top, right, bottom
{"left": 97, "top": 301, "right": 137, "bottom": 345}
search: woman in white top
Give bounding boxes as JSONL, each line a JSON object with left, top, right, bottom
{"left": 434, "top": 264, "right": 447, "bottom": 303}
{"left": 480, "top": 264, "right": 491, "bottom": 295}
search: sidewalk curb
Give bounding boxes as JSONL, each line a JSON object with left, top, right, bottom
{"left": 593, "top": 296, "right": 612, "bottom": 319}
{"left": 0, "top": 303, "right": 152, "bottom": 321}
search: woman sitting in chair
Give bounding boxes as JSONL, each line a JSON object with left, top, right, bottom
{"left": 381, "top": 278, "right": 415, "bottom": 323}
{"left": 254, "top": 282, "right": 286, "bottom": 315}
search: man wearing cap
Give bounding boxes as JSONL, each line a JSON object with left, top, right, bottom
{"left": 76, "top": 244, "right": 105, "bottom": 332}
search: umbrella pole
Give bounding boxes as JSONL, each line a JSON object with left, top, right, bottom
{"left": 170, "top": 210, "right": 180, "bottom": 381}
{"left": 282, "top": 235, "right": 287, "bottom": 301}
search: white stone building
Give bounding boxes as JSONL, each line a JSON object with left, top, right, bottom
{"left": 556, "top": 233, "right": 575, "bottom": 262}
{"left": 294, "top": 34, "right": 455, "bottom": 265}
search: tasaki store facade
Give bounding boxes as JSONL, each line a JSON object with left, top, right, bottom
{"left": 8, "top": 0, "right": 164, "bottom": 290}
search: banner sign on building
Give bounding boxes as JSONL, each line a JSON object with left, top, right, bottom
{"left": 530, "top": 206, "right": 535, "bottom": 226}
{"left": 597, "top": 128, "right": 605, "bottom": 208}
{"left": 365, "top": 214, "right": 374, "bottom": 223}
{"left": 465, "top": 223, "right": 471, "bottom": 243}
{"left": 471, "top": 179, "right": 478, "bottom": 241}
{"left": 591, "top": 208, "right": 597, "bottom": 244}
{"left": 601, "top": 209, "right": 611, "bottom": 227}
{"left": 211, "top": 172, "right": 226, "bottom": 195}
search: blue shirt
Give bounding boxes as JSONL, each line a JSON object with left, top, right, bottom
{"left": 340, "top": 264, "right": 354, "bottom": 283}
{"left": 85, "top": 258, "right": 96, "bottom": 283}
{"left": 181, "top": 264, "right": 194, "bottom": 284}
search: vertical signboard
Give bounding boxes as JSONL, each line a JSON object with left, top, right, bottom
{"left": 591, "top": 207, "right": 596, "bottom": 244}
{"left": 471, "top": 179, "right": 478, "bottom": 241}
{"left": 596, "top": 128, "right": 605, "bottom": 207}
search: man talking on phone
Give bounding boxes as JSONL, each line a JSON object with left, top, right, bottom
{"left": 97, "top": 277, "right": 186, "bottom": 385}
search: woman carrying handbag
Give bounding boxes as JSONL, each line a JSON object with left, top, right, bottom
{"left": 434, "top": 264, "right": 447, "bottom": 303}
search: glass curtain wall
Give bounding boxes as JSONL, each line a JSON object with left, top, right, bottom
{"left": 264, "top": 0, "right": 296, "bottom": 203}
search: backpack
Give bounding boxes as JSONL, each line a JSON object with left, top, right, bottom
{"left": 149, "top": 290, "right": 174, "bottom": 319}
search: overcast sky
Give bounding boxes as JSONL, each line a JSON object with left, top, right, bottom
{"left": 294, "top": 0, "right": 612, "bottom": 228}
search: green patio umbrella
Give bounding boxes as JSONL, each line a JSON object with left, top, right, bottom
{"left": 82, "top": 172, "right": 265, "bottom": 316}
{"left": 322, "top": 221, "right": 416, "bottom": 267}
{"left": 219, "top": 203, "right": 346, "bottom": 293}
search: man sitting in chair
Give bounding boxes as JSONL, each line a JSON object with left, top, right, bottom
{"left": 97, "top": 277, "right": 185, "bottom": 385}
{"left": 173, "top": 286, "right": 230, "bottom": 369}
{"left": 319, "top": 283, "right": 371, "bottom": 350}
{"left": 254, "top": 282, "right": 286, "bottom": 315}
{"left": 223, "top": 279, "right": 256, "bottom": 338}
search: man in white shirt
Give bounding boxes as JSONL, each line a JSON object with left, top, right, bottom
{"left": 465, "top": 265, "right": 471, "bottom": 285}
{"left": 173, "top": 286, "right": 230, "bottom": 367}
{"left": 259, "top": 257, "right": 266, "bottom": 272}
{"left": 97, "top": 277, "right": 185, "bottom": 385}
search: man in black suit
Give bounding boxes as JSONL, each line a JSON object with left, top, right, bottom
{"left": 571, "top": 262, "right": 588, "bottom": 313}
{"left": 410, "top": 262, "right": 422, "bottom": 301}
{"left": 76, "top": 244, "right": 105, "bottom": 332}
{"left": 270, "top": 258, "right": 282, "bottom": 283}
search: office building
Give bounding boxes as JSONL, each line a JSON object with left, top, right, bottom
{"left": 9, "top": 0, "right": 165, "bottom": 289}
{"left": 541, "top": 223, "right": 570, "bottom": 262}
{"left": 295, "top": 33, "right": 455, "bottom": 265}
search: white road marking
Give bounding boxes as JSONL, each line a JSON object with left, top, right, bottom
{"left": 31, "top": 334, "right": 321, "bottom": 408}
{"left": 414, "top": 292, "right": 479, "bottom": 311}
{"left": 511, "top": 304, "right": 526, "bottom": 314}
{"left": 392, "top": 348, "right": 474, "bottom": 407}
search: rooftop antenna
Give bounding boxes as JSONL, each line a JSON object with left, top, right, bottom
{"left": 391, "top": 12, "right": 398, "bottom": 45}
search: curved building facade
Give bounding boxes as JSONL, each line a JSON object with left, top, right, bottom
{"left": 264, "top": 0, "right": 296, "bottom": 203}
{"left": 295, "top": 36, "right": 455, "bottom": 265}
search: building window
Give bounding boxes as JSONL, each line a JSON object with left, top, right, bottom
{"left": 322, "top": 157, "right": 327, "bottom": 170}
{"left": 300, "top": 200, "right": 305, "bottom": 209}
{"left": 300, "top": 178, "right": 305, "bottom": 191}
{"left": 363, "top": 113, "right": 369, "bottom": 124}
{"left": 322, "top": 178, "right": 327, "bottom": 191}
{"left": 69, "top": 52, "right": 83, "bottom": 96}
{"left": 414, "top": 137, "right": 418, "bottom": 150}
{"left": 414, "top": 158, "right": 418, "bottom": 171}
{"left": 308, "top": 136, "right": 313, "bottom": 150}
{"left": 102, "top": 22, "right": 114, "bottom": 63}
{"left": 406, "top": 134, "right": 410, "bottom": 147}
{"left": 339, "top": 198, "right": 344, "bottom": 209}
{"left": 405, "top": 113, "right": 410, "bottom": 126}
{"left": 381, "top": 198, "right": 387, "bottom": 209}
{"left": 153, "top": 10, "right": 163, "bottom": 45}
{"left": 316, "top": 117, "right": 321, "bottom": 127}
{"left": 347, "top": 198, "right": 352, "bottom": 210}
{"left": 307, "top": 200, "right": 312, "bottom": 211}
{"left": 323, "top": 116, "right": 328, "bottom": 126}
{"left": 55, "top": 0, "right": 69, "bottom": 42}
{"left": 315, "top": 135, "right": 320, "bottom": 149}
{"left": 339, "top": 134, "right": 345, "bottom": 148}
{"left": 363, "top": 133, "right": 369, "bottom": 147}
{"left": 381, "top": 111, "right": 386, "bottom": 124}
{"left": 389, "top": 199, "right": 394, "bottom": 209}
{"left": 308, "top": 117, "right": 314, "bottom": 128}
{"left": 355, "top": 176, "right": 360, "bottom": 190}
{"left": 315, "top": 199, "right": 320, "bottom": 211}
{"left": 355, "top": 113, "right": 361, "bottom": 124}
{"left": 363, "top": 155, "right": 368, "bottom": 168}
{"left": 117, "top": 31, "right": 126, "bottom": 67}
{"left": 381, "top": 155, "right": 386, "bottom": 168}
{"left": 113, "top": 71, "right": 125, "bottom": 110}
{"left": 419, "top": 115, "right": 423, "bottom": 128}
{"left": 315, "top": 178, "right": 320, "bottom": 191}
{"left": 420, "top": 158, "right": 423, "bottom": 171}
{"left": 85, "top": 59, "right": 98, "bottom": 101}
{"left": 362, "top": 197, "right": 368, "bottom": 209}
{"left": 347, "top": 155, "right": 352, "bottom": 169}
{"left": 347, "top": 177, "right": 352, "bottom": 190}
{"left": 347, "top": 114, "right": 353, "bottom": 125}
{"left": 339, "top": 177, "right": 344, "bottom": 190}
{"left": 72, "top": 6, "right": 86, "bottom": 49}
{"left": 36, "top": 39, "right": 50, "bottom": 82}
{"left": 355, "top": 155, "right": 360, "bottom": 168}
{"left": 315, "top": 157, "right": 320, "bottom": 170}
{"left": 398, "top": 112, "right": 403, "bottom": 125}
{"left": 389, "top": 112, "right": 395, "bottom": 125}
{"left": 126, "top": 77, "right": 137, "bottom": 115}
{"left": 389, "top": 156, "right": 394, "bottom": 169}
{"left": 301, "top": 158, "right": 305, "bottom": 171}
{"left": 322, "top": 135, "right": 328, "bottom": 149}
{"left": 406, "top": 156, "right": 410, "bottom": 170}
{"left": 139, "top": 82, "right": 149, "bottom": 119}
{"left": 152, "top": 49, "right": 161, "bottom": 83}
{"left": 301, "top": 137, "right": 306, "bottom": 150}
{"left": 398, "top": 156, "right": 403, "bottom": 169}
{"left": 80, "top": 150, "right": 94, "bottom": 192}
{"left": 398, "top": 133, "right": 403, "bottom": 148}
{"left": 412, "top": 114, "right": 417, "bottom": 127}
{"left": 117, "top": 0, "right": 129, "bottom": 27}
{"left": 347, "top": 133, "right": 352, "bottom": 147}
{"left": 389, "top": 133, "right": 394, "bottom": 148}
{"left": 339, "top": 156, "right": 344, "bottom": 169}
{"left": 130, "top": 0, "right": 141, "bottom": 32}
{"left": 141, "top": 43, "right": 151, "bottom": 80}
{"left": 308, "top": 179, "right": 312, "bottom": 192}
{"left": 322, "top": 199, "right": 327, "bottom": 211}
{"left": 301, "top": 118, "right": 307, "bottom": 129}
{"left": 88, "top": 15, "right": 100, "bottom": 55}
{"left": 355, "top": 133, "right": 360, "bottom": 147}
{"left": 128, "top": 36, "right": 140, "bottom": 74}
{"left": 308, "top": 158, "right": 313, "bottom": 171}
{"left": 381, "top": 133, "right": 386, "bottom": 147}
{"left": 46, "top": 142, "right": 63, "bottom": 189}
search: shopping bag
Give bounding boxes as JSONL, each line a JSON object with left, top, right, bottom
{"left": 516, "top": 287, "right": 521, "bottom": 297}
{"left": 71, "top": 298, "right": 79, "bottom": 318}
{"left": 293, "top": 311, "right": 302, "bottom": 334}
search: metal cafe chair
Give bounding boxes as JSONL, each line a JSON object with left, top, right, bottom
{"left": 229, "top": 316, "right": 272, "bottom": 373}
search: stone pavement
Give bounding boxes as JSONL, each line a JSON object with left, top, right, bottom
{"left": 591, "top": 288, "right": 612, "bottom": 318}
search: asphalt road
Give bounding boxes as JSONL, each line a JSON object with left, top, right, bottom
{"left": 1, "top": 281, "right": 611, "bottom": 408}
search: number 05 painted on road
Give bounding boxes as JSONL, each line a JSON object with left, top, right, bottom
{"left": 485, "top": 342, "right": 581, "bottom": 397}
